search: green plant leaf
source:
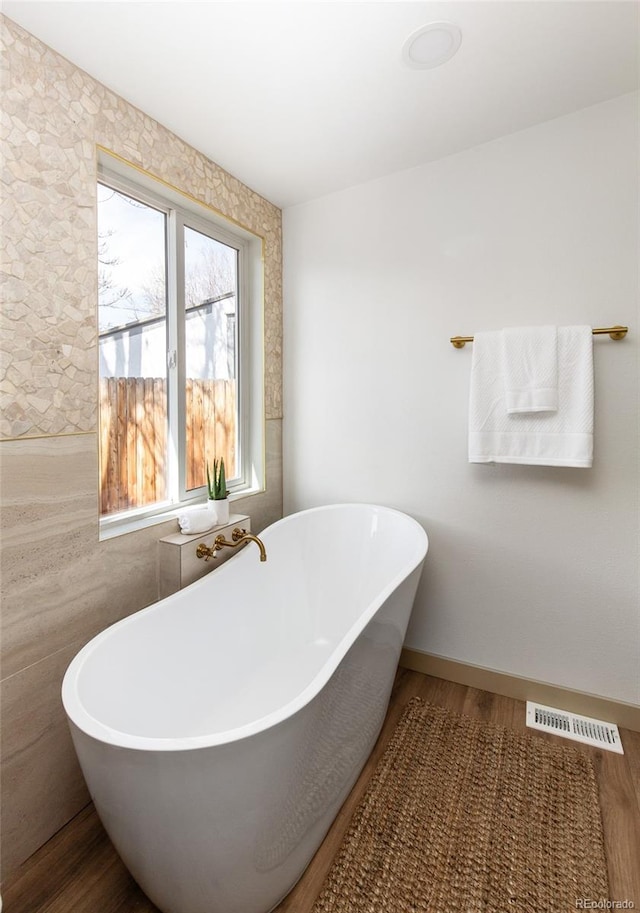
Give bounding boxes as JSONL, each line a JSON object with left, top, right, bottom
{"left": 218, "top": 457, "right": 227, "bottom": 499}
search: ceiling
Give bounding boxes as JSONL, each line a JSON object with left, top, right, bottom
{"left": 4, "top": 1, "right": 638, "bottom": 208}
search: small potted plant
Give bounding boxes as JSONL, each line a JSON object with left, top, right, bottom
{"left": 206, "top": 457, "right": 229, "bottom": 524}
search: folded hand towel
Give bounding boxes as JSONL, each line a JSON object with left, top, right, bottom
{"left": 178, "top": 507, "right": 216, "bottom": 535}
{"left": 469, "top": 325, "right": 594, "bottom": 467}
{"left": 501, "top": 325, "right": 558, "bottom": 413}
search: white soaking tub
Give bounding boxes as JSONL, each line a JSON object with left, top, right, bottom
{"left": 62, "top": 503, "right": 428, "bottom": 913}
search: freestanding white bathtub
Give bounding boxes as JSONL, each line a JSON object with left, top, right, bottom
{"left": 62, "top": 504, "right": 428, "bottom": 913}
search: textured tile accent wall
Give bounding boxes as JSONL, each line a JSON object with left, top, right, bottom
{"left": 0, "top": 14, "right": 283, "bottom": 877}
{"left": 1, "top": 16, "right": 282, "bottom": 436}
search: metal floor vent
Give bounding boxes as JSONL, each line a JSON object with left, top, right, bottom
{"left": 525, "top": 701, "right": 624, "bottom": 754}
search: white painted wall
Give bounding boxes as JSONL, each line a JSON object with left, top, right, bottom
{"left": 283, "top": 93, "right": 639, "bottom": 705}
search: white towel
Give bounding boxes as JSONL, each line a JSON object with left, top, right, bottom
{"left": 469, "top": 325, "right": 594, "bottom": 467}
{"left": 178, "top": 507, "right": 216, "bottom": 535}
{"left": 501, "top": 325, "right": 558, "bottom": 413}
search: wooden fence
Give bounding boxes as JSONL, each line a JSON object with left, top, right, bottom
{"left": 99, "top": 377, "right": 236, "bottom": 515}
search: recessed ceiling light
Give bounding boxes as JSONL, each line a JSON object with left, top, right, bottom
{"left": 402, "top": 21, "right": 462, "bottom": 70}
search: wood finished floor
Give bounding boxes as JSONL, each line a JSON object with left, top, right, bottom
{"left": 4, "top": 670, "right": 640, "bottom": 913}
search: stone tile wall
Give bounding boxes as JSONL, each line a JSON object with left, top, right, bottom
{"left": 0, "top": 15, "right": 283, "bottom": 877}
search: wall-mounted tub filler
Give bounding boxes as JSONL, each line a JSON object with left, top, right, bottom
{"left": 61, "top": 504, "right": 428, "bottom": 913}
{"left": 196, "top": 526, "right": 267, "bottom": 562}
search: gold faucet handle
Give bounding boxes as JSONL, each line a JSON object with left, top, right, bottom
{"left": 231, "top": 528, "right": 248, "bottom": 542}
{"left": 196, "top": 543, "right": 216, "bottom": 561}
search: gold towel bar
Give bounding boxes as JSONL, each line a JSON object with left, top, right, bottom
{"left": 450, "top": 325, "right": 629, "bottom": 348}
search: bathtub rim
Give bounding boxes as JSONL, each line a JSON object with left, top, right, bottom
{"left": 62, "top": 503, "right": 428, "bottom": 753}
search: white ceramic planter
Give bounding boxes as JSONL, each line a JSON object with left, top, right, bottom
{"left": 214, "top": 498, "right": 230, "bottom": 524}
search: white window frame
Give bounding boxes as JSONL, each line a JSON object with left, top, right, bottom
{"left": 97, "top": 151, "right": 264, "bottom": 539}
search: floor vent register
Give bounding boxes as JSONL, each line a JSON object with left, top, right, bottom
{"left": 526, "top": 701, "right": 623, "bottom": 754}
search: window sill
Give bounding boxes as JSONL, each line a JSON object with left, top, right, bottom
{"left": 99, "top": 487, "right": 263, "bottom": 541}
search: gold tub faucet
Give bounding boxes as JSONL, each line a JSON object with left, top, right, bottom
{"left": 196, "top": 528, "right": 267, "bottom": 563}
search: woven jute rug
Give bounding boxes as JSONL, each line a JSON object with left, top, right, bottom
{"left": 312, "top": 697, "right": 609, "bottom": 913}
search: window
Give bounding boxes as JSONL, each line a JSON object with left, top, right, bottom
{"left": 97, "top": 154, "right": 263, "bottom": 535}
